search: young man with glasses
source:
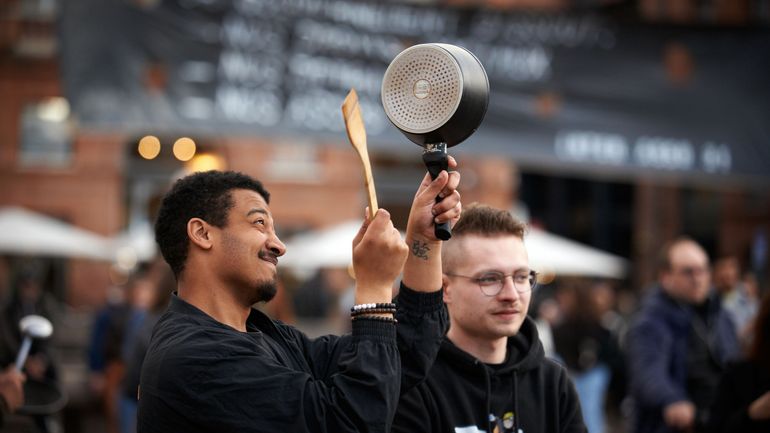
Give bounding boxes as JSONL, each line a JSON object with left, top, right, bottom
{"left": 392, "top": 204, "right": 587, "bottom": 433}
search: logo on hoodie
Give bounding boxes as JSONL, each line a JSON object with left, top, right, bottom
{"left": 491, "top": 411, "right": 520, "bottom": 433}
{"left": 453, "top": 412, "right": 523, "bottom": 433}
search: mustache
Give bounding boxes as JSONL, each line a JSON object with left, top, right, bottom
{"left": 258, "top": 249, "right": 279, "bottom": 265}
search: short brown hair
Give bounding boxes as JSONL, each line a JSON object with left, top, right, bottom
{"left": 442, "top": 203, "right": 527, "bottom": 273}
{"left": 451, "top": 203, "right": 527, "bottom": 239}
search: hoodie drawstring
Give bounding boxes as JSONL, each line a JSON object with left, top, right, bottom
{"left": 512, "top": 370, "right": 520, "bottom": 433}
{"left": 480, "top": 360, "right": 493, "bottom": 432}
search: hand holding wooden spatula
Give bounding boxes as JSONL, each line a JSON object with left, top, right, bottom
{"left": 342, "top": 89, "right": 378, "bottom": 221}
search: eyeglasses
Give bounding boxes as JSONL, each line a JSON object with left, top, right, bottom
{"left": 445, "top": 270, "right": 538, "bottom": 297}
{"left": 674, "top": 266, "right": 710, "bottom": 278}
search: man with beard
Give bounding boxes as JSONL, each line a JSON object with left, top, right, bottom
{"left": 137, "top": 168, "right": 460, "bottom": 433}
{"left": 392, "top": 204, "right": 587, "bottom": 433}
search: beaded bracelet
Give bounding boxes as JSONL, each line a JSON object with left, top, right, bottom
{"left": 350, "top": 302, "right": 396, "bottom": 313}
{"left": 350, "top": 308, "right": 396, "bottom": 317}
{"left": 352, "top": 314, "right": 398, "bottom": 324}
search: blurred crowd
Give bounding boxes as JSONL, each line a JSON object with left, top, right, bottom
{"left": 0, "top": 234, "right": 767, "bottom": 433}
{"left": 0, "top": 259, "right": 175, "bottom": 433}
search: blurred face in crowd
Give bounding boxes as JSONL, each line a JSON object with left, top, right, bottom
{"left": 127, "top": 274, "right": 156, "bottom": 310}
{"left": 661, "top": 240, "right": 711, "bottom": 305}
{"left": 443, "top": 234, "right": 533, "bottom": 344}
{"left": 712, "top": 257, "right": 740, "bottom": 294}
{"left": 19, "top": 278, "right": 42, "bottom": 306}
{"left": 209, "top": 189, "right": 286, "bottom": 305}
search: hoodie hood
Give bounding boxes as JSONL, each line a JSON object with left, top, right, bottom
{"left": 441, "top": 316, "right": 545, "bottom": 375}
{"left": 393, "top": 314, "right": 587, "bottom": 433}
{"left": 440, "top": 316, "right": 546, "bottom": 433}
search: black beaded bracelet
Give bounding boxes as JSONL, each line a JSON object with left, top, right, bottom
{"left": 352, "top": 314, "right": 398, "bottom": 324}
{"left": 351, "top": 308, "right": 396, "bottom": 317}
{"left": 351, "top": 302, "right": 397, "bottom": 313}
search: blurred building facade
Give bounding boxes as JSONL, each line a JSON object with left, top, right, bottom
{"left": 1, "top": 0, "right": 768, "bottom": 309}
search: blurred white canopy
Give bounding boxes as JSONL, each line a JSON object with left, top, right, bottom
{"left": 280, "top": 220, "right": 628, "bottom": 278}
{"left": 280, "top": 221, "right": 368, "bottom": 271}
{"left": 526, "top": 228, "right": 628, "bottom": 279}
{"left": 110, "top": 222, "right": 158, "bottom": 269}
{"left": 0, "top": 207, "right": 113, "bottom": 260}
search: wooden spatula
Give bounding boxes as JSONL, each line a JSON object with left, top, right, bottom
{"left": 342, "top": 89, "right": 378, "bottom": 221}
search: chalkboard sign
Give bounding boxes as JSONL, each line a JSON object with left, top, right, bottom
{"left": 60, "top": 0, "right": 770, "bottom": 183}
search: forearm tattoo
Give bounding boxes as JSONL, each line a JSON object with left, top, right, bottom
{"left": 411, "top": 240, "right": 430, "bottom": 260}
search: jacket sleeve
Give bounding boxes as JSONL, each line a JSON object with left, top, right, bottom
{"left": 626, "top": 316, "right": 687, "bottom": 407}
{"left": 197, "top": 283, "right": 444, "bottom": 433}
{"left": 291, "top": 283, "right": 445, "bottom": 431}
{"left": 298, "top": 283, "right": 446, "bottom": 392}
{"left": 392, "top": 385, "right": 436, "bottom": 433}
{"left": 139, "top": 319, "right": 399, "bottom": 433}
{"left": 557, "top": 366, "right": 589, "bottom": 433}
{"left": 393, "top": 283, "right": 448, "bottom": 394}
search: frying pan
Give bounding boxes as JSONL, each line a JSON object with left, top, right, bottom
{"left": 382, "top": 43, "right": 489, "bottom": 240}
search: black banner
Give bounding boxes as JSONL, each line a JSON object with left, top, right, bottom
{"left": 60, "top": 0, "right": 770, "bottom": 184}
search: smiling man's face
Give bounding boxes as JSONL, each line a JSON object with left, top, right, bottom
{"left": 213, "top": 188, "right": 286, "bottom": 305}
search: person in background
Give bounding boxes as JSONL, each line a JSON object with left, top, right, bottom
{"left": 118, "top": 261, "right": 174, "bottom": 433}
{"left": 627, "top": 237, "right": 739, "bottom": 433}
{"left": 393, "top": 204, "right": 587, "bottom": 433}
{"left": 534, "top": 298, "right": 560, "bottom": 359}
{"left": 88, "top": 267, "right": 154, "bottom": 433}
{"left": 590, "top": 280, "right": 630, "bottom": 433}
{"left": 0, "top": 270, "right": 62, "bottom": 433}
{"left": 707, "top": 291, "right": 770, "bottom": 433}
{"left": 713, "top": 256, "right": 759, "bottom": 347}
{"left": 552, "top": 281, "right": 625, "bottom": 433}
{"left": 0, "top": 271, "right": 61, "bottom": 384}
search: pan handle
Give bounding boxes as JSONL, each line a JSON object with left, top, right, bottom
{"left": 422, "top": 143, "right": 452, "bottom": 241}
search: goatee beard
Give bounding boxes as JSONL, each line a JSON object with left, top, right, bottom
{"left": 254, "top": 249, "right": 279, "bottom": 303}
{"left": 253, "top": 279, "right": 277, "bottom": 304}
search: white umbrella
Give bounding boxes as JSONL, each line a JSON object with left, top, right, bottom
{"left": 110, "top": 222, "right": 158, "bottom": 266}
{"left": 526, "top": 228, "right": 628, "bottom": 278}
{"left": 0, "top": 207, "right": 113, "bottom": 260}
{"left": 280, "top": 220, "right": 366, "bottom": 270}
{"left": 281, "top": 220, "right": 628, "bottom": 278}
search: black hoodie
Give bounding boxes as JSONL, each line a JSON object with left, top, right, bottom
{"left": 393, "top": 317, "right": 587, "bottom": 433}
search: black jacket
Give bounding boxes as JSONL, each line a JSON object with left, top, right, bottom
{"left": 707, "top": 359, "right": 770, "bottom": 433}
{"left": 627, "top": 288, "right": 739, "bottom": 433}
{"left": 393, "top": 317, "right": 587, "bottom": 433}
{"left": 137, "top": 284, "right": 446, "bottom": 433}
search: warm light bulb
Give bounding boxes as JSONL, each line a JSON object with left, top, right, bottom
{"left": 173, "top": 137, "right": 196, "bottom": 161}
{"left": 138, "top": 135, "right": 161, "bottom": 159}
{"left": 187, "top": 153, "right": 225, "bottom": 173}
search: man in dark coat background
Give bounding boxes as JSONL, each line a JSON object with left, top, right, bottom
{"left": 627, "top": 237, "right": 739, "bottom": 433}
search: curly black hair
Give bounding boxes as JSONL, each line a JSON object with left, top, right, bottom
{"left": 154, "top": 170, "right": 270, "bottom": 278}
